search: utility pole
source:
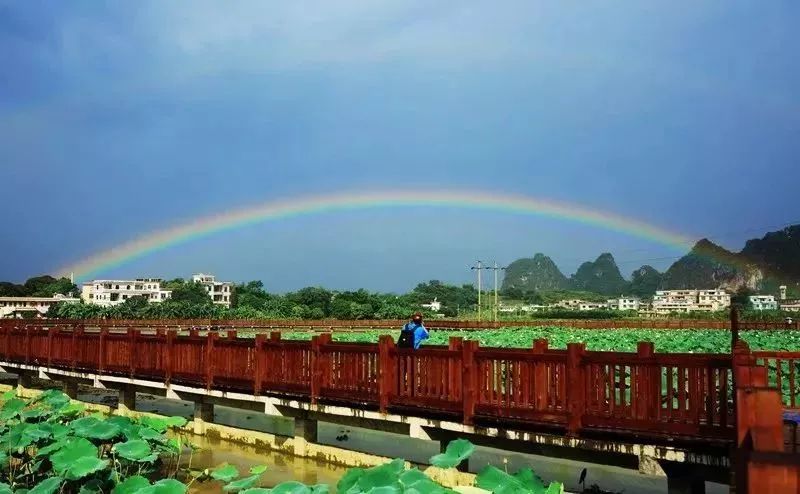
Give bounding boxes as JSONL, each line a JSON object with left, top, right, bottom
{"left": 470, "top": 261, "right": 483, "bottom": 321}
{"left": 485, "top": 262, "right": 507, "bottom": 322}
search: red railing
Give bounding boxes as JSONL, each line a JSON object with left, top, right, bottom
{"left": 752, "top": 351, "right": 800, "bottom": 410}
{"left": 0, "top": 322, "right": 750, "bottom": 443}
{"left": 13, "top": 317, "right": 800, "bottom": 332}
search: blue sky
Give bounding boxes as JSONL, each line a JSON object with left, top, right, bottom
{"left": 1, "top": 1, "right": 799, "bottom": 292}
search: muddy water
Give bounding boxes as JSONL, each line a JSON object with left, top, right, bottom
{"left": 186, "top": 434, "right": 348, "bottom": 494}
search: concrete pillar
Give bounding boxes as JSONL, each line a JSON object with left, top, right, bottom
{"left": 667, "top": 475, "right": 705, "bottom": 494}
{"left": 117, "top": 385, "right": 136, "bottom": 417}
{"left": 62, "top": 380, "right": 79, "bottom": 400}
{"left": 17, "top": 373, "right": 33, "bottom": 396}
{"left": 293, "top": 416, "right": 318, "bottom": 457}
{"left": 193, "top": 400, "right": 214, "bottom": 435}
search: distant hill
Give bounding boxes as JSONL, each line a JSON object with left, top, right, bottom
{"left": 629, "top": 265, "right": 663, "bottom": 298}
{"left": 660, "top": 239, "right": 763, "bottom": 291}
{"left": 569, "top": 253, "right": 628, "bottom": 296}
{"left": 501, "top": 254, "right": 568, "bottom": 292}
{"left": 501, "top": 223, "right": 800, "bottom": 298}
{"left": 740, "top": 225, "right": 800, "bottom": 290}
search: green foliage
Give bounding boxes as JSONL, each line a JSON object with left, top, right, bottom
{"left": 429, "top": 439, "right": 474, "bottom": 469}
{"left": 211, "top": 464, "right": 240, "bottom": 482}
{"left": 476, "top": 466, "right": 562, "bottom": 494}
{"left": 169, "top": 282, "right": 213, "bottom": 306}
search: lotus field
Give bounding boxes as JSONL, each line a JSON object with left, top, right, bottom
{"left": 0, "top": 390, "right": 564, "bottom": 494}
{"left": 283, "top": 327, "right": 800, "bottom": 353}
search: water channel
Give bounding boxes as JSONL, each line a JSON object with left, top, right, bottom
{"left": 67, "top": 385, "right": 729, "bottom": 494}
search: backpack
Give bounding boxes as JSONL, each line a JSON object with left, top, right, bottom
{"left": 397, "top": 328, "right": 414, "bottom": 348}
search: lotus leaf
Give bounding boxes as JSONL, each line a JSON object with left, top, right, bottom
{"left": 138, "top": 417, "right": 168, "bottom": 433}
{"left": 0, "top": 398, "right": 26, "bottom": 420}
{"left": 36, "top": 439, "right": 69, "bottom": 457}
{"left": 310, "top": 485, "right": 329, "bottom": 494}
{"left": 512, "top": 469, "right": 544, "bottom": 492}
{"left": 113, "top": 475, "right": 151, "bottom": 494}
{"left": 34, "top": 390, "right": 71, "bottom": 410}
{"left": 28, "top": 477, "right": 63, "bottom": 494}
{"left": 78, "top": 479, "right": 106, "bottom": 494}
{"left": 365, "top": 486, "right": 402, "bottom": 494}
{"left": 336, "top": 468, "right": 364, "bottom": 494}
{"left": 113, "top": 440, "right": 152, "bottom": 461}
{"left": 57, "top": 403, "right": 87, "bottom": 418}
{"left": 63, "top": 457, "right": 109, "bottom": 481}
{"left": 399, "top": 469, "right": 429, "bottom": 486}
{"left": 0, "top": 483, "right": 10, "bottom": 494}
{"left": 429, "top": 440, "right": 474, "bottom": 469}
{"left": 164, "top": 416, "right": 188, "bottom": 428}
{"left": 404, "top": 478, "right": 446, "bottom": 494}
{"left": 137, "top": 427, "right": 165, "bottom": 442}
{"left": 357, "top": 462, "right": 403, "bottom": 491}
{"left": 133, "top": 478, "right": 188, "bottom": 494}
{"left": 240, "top": 490, "right": 270, "bottom": 494}
{"left": 50, "top": 437, "right": 97, "bottom": 474}
{"left": 21, "top": 408, "right": 49, "bottom": 421}
{"left": 476, "top": 466, "right": 562, "bottom": 494}
{"left": 71, "top": 417, "right": 122, "bottom": 440}
{"left": 270, "top": 481, "right": 311, "bottom": 494}
{"left": 249, "top": 465, "right": 268, "bottom": 475}
{"left": 223, "top": 475, "right": 261, "bottom": 492}
{"left": 211, "top": 464, "right": 240, "bottom": 482}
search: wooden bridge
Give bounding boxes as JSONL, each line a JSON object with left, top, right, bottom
{"left": 0, "top": 319, "right": 798, "bottom": 493}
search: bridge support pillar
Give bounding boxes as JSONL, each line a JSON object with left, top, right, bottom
{"left": 667, "top": 475, "right": 705, "bottom": 494}
{"left": 193, "top": 400, "right": 214, "bottom": 435}
{"left": 117, "top": 385, "right": 136, "bottom": 417}
{"left": 62, "top": 380, "right": 79, "bottom": 400}
{"left": 293, "top": 416, "right": 318, "bottom": 457}
{"left": 663, "top": 463, "right": 706, "bottom": 494}
{"left": 17, "top": 373, "right": 33, "bottom": 396}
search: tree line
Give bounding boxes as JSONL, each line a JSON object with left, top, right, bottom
{"left": 38, "top": 279, "right": 479, "bottom": 320}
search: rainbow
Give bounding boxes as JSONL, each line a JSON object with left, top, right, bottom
{"left": 57, "top": 189, "right": 698, "bottom": 282}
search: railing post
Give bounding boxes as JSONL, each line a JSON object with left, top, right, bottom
{"left": 462, "top": 340, "right": 478, "bottom": 425}
{"left": 99, "top": 327, "right": 108, "bottom": 374}
{"left": 532, "top": 339, "right": 549, "bottom": 410}
{"left": 165, "top": 330, "right": 176, "bottom": 384}
{"left": 24, "top": 325, "right": 31, "bottom": 364}
{"left": 566, "top": 342, "right": 587, "bottom": 436}
{"left": 129, "top": 328, "right": 140, "bottom": 377}
{"left": 378, "top": 335, "right": 396, "bottom": 413}
{"left": 205, "top": 331, "right": 218, "bottom": 389}
{"left": 310, "top": 335, "right": 321, "bottom": 404}
{"left": 635, "top": 341, "right": 655, "bottom": 421}
{"left": 254, "top": 334, "right": 265, "bottom": 395}
{"left": 72, "top": 325, "right": 82, "bottom": 371}
{"left": 448, "top": 337, "right": 463, "bottom": 406}
{"left": 47, "top": 327, "right": 56, "bottom": 368}
{"left": 731, "top": 306, "right": 740, "bottom": 352}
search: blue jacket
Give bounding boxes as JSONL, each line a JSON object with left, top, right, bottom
{"left": 402, "top": 321, "right": 429, "bottom": 349}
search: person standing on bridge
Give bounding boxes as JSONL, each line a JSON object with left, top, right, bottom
{"left": 398, "top": 312, "right": 429, "bottom": 349}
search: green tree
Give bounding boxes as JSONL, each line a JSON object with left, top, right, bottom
{"left": 169, "top": 282, "right": 212, "bottom": 305}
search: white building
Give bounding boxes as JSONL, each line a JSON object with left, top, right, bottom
{"left": 578, "top": 302, "right": 607, "bottom": 311}
{"left": 191, "top": 273, "right": 233, "bottom": 307}
{"left": 607, "top": 297, "right": 641, "bottom": 311}
{"left": 81, "top": 279, "right": 171, "bottom": 307}
{"left": 652, "top": 289, "right": 731, "bottom": 314}
{"left": 0, "top": 294, "right": 80, "bottom": 318}
{"left": 749, "top": 295, "right": 778, "bottom": 311}
{"left": 780, "top": 300, "right": 800, "bottom": 312}
{"left": 556, "top": 299, "right": 584, "bottom": 310}
{"left": 421, "top": 298, "right": 442, "bottom": 312}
